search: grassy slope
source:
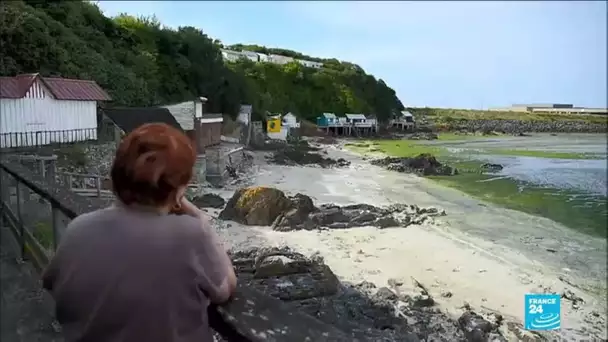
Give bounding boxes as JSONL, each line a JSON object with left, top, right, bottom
{"left": 345, "top": 135, "right": 607, "bottom": 237}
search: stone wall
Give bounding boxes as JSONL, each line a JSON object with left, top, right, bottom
{"left": 445, "top": 119, "right": 607, "bottom": 134}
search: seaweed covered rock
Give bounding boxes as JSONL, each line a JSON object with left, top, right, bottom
{"left": 371, "top": 153, "right": 457, "bottom": 176}
{"left": 273, "top": 202, "right": 446, "bottom": 231}
{"left": 220, "top": 187, "right": 446, "bottom": 230}
{"left": 218, "top": 187, "right": 293, "bottom": 225}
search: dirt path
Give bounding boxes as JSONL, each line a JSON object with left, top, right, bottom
{"left": 211, "top": 143, "right": 607, "bottom": 341}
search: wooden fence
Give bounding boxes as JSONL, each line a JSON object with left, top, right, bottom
{"left": 0, "top": 159, "right": 353, "bottom": 341}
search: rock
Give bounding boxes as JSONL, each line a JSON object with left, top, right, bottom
{"left": 458, "top": 311, "right": 496, "bottom": 342}
{"left": 374, "top": 216, "right": 400, "bottom": 228}
{"left": 219, "top": 187, "right": 293, "bottom": 225}
{"left": 191, "top": 193, "right": 226, "bottom": 209}
{"left": 231, "top": 246, "right": 340, "bottom": 301}
{"left": 375, "top": 287, "right": 399, "bottom": 301}
{"left": 355, "top": 281, "right": 377, "bottom": 291}
{"left": 480, "top": 163, "right": 504, "bottom": 172}
{"left": 254, "top": 255, "right": 314, "bottom": 278}
{"left": 561, "top": 289, "right": 584, "bottom": 309}
{"left": 267, "top": 140, "right": 351, "bottom": 168}
{"left": 411, "top": 294, "right": 435, "bottom": 307}
{"left": 371, "top": 153, "right": 457, "bottom": 176}
{"left": 273, "top": 200, "right": 446, "bottom": 231}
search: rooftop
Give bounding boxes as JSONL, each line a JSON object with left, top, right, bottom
{"left": 345, "top": 113, "right": 366, "bottom": 120}
{"left": 0, "top": 73, "right": 111, "bottom": 101}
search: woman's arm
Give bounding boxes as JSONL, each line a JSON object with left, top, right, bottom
{"left": 182, "top": 198, "right": 237, "bottom": 303}
{"left": 193, "top": 220, "right": 237, "bottom": 304}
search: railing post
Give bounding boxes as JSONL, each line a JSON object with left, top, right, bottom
{"left": 95, "top": 176, "right": 101, "bottom": 198}
{"left": 39, "top": 159, "right": 46, "bottom": 178}
{"left": 0, "top": 170, "right": 7, "bottom": 226}
{"left": 51, "top": 205, "right": 65, "bottom": 251}
{"left": 47, "top": 157, "right": 57, "bottom": 186}
{"left": 15, "top": 181, "right": 26, "bottom": 260}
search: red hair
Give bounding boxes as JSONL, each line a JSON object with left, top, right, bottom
{"left": 111, "top": 123, "right": 196, "bottom": 207}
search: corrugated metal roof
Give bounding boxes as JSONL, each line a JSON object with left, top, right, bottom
{"left": 401, "top": 111, "right": 413, "bottom": 117}
{"left": 0, "top": 74, "right": 37, "bottom": 98}
{"left": 0, "top": 74, "right": 112, "bottom": 101}
{"left": 322, "top": 113, "right": 336, "bottom": 118}
{"left": 0, "top": 74, "right": 111, "bottom": 101}
{"left": 161, "top": 101, "right": 196, "bottom": 130}
{"left": 42, "top": 77, "right": 112, "bottom": 101}
{"left": 345, "top": 113, "right": 366, "bottom": 120}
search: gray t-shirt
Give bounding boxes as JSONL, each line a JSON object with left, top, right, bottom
{"left": 42, "top": 204, "right": 226, "bottom": 342}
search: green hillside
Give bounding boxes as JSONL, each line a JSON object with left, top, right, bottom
{"left": 0, "top": 0, "right": 404, "bottom": 121}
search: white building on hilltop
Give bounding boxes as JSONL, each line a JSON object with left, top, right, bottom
{"left": 297, "top": 59, "right": 323, "bottom": 69}
{"left": 220, "top": 49, "right": 324, "bottom": 69}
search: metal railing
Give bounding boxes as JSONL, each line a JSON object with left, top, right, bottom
{"left": 0, "top": 128, "right": 97, "bottom": 149}
{"left": 0, "top": 159, "right": 353, "bottom": 341}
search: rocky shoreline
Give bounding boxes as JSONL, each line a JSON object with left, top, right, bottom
{"left": 218, "top": 187, "right": 446, "bottom": 231}
{"left": 226, "top": 246, "right": 550, "bottom": 342}
{"left": 25, "top": 137, "right": 605, "bottom": 341}
{"left": 442, "top": 119, "right": 607, "bottom": 134}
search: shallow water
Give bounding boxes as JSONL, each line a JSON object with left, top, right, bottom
{"left": 435, "top": 133, "right": 607, "bottom": 196}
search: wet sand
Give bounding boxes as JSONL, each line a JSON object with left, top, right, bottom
{"left": 209, "top": 144, "right": 607, "bottom": 340}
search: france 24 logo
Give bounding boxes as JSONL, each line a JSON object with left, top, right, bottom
{"left": 524, "top": 294, "right": 561, "bottom": 331}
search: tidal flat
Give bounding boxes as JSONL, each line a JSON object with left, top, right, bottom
{"left": 345, "top": 133, "right": 607, "bottom": 237}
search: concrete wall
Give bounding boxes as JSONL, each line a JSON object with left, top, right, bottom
{"left": 193, "top": 155, "right": 206, "bottom": 184}
{"left": 267, "top": 127, "right": 288, "bottom": 141}
{"left": 250, "top": 121, "right": 266, "bottom": 147}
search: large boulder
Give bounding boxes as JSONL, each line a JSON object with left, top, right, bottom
{"left": 218, "top": 187, "right": 293, "bottom": 225}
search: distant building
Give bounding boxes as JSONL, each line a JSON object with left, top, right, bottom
{"left": 316, "top": 113, "right": 338, "bottom": 127}
{"left": 240, "top": 50, "right": 259, "bottom": 62}
{"left": 161, "top": 98, "right": 223, "bottom": 152}
{"left": 257, "top": 53, "right": 270, "bottom": 62}
{"left": 220, "top": 49, "right": 244, "bottom": 62}
{"left": 282, "top": 112, "right": 300, "bottom": 128}
{"left": 296, "top": 59, "right": 323, "bottom": 69}
{"left": 490, "top": 104, "right": 607, "bottom": 115}
{"left": 389, "top": 111, "right": 415, "bottom": 131}
{"left": 220, "top": 49, "right": 324, "bottom": 68}
{"left": 269, "top": 54, "right": 295, "bottom": 65}
{"left": 0, "top": 73, "right": 111, "bottom": 148}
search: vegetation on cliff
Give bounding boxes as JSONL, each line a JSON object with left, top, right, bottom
{"left": 0, "top": 0, "right": 404, "bottom": 120}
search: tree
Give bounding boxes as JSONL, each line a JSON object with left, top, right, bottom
{"left": 0, "top": 0, "right": 404, "bottom": 122}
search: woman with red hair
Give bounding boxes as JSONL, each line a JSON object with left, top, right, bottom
{"left": 41, "top": 123, "right": 237, "bottom": 342}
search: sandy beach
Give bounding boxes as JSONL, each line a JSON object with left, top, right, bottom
{"left": 207, "top": 142, "right": 607, "bottom": 341}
